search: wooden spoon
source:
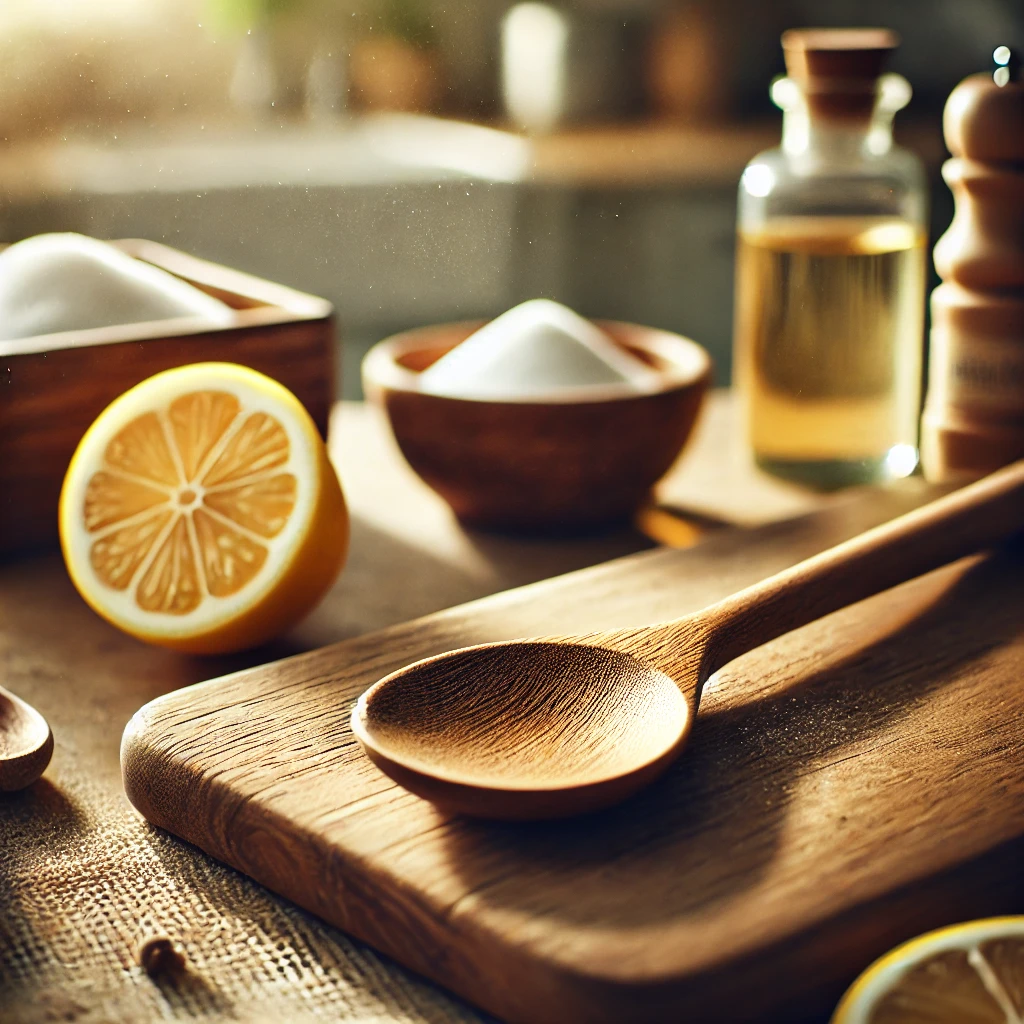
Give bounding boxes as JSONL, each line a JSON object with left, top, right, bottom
{"left": 0, "top": 685, "right": 54, "bottom": 792}
{"left": 352, "top": 461, "right": 1024, "bottom": 820}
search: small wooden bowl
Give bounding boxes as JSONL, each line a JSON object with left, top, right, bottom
{"left": 362, "top": 320, "right": 711, "bottom": 532}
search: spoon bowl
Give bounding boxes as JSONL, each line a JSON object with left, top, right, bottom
{"left": 0, "top": 685, "right": 53, "bottom": 792}
{"left": 353, "top": 641, "right": 692, "bottom": 819}
{"left": 354, "top": 461, "right": 1024, "bottom": 820}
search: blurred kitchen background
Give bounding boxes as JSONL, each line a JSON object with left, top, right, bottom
{"left": 2, "top": 0, "right": 1021, "bottom": 396}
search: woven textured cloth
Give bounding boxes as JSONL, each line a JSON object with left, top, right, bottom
{"left": 1, "top": 775, "right": 488, "bottom": 1024}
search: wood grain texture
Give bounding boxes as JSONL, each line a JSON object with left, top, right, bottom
{"left": 362, "top": 320, "right": 710, "bottom": 532}
{"left": 351, "top": 462, "right": 1024, "bottom": 820}
{"left": 122, "top": 482, "right": 1024, "bottom": 1023}
{"left": 354, "top": 641, "right": 691, "bottom": 820}
{"left": 0, "top": 240, "right": 335, "bottom": 557}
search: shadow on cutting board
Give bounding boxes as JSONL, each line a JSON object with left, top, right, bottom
{"left": 440, "top": 543, "right": 1024, "bottom": 929}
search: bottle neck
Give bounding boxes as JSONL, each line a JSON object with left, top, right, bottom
{"left": 782, "top": 109, "right": 897, "bottom": 161}
{"left": 773, "top": 73, "right": 907, "bottom": 163}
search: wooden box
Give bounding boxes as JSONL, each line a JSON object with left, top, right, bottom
{"left": 0, "top": 239, "right": 336, "bottom": 557}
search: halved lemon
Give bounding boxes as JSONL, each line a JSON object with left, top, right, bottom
{"left": 59, "top": 363, "right": 348, "bottom": 654}
{"left": 833, "top": 917, "right": 1024, "bottom": 1023}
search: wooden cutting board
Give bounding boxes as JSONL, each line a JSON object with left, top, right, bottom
{"left": 122, "top": 486, "right": 1024, "bottom": 1024}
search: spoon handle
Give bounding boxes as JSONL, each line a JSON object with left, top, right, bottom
{"left": 699, "top": 460, "right": 1024, "bottom": 680}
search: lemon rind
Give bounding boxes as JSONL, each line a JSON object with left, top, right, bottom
{"left": 59, "top": 363, "right": 325, "bottom": 645}
{"left": 832, "top": 915, "right": 1024, "bottom": 1023}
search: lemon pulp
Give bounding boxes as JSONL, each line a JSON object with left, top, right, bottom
{"left": 60, "top": 363, "right": 347, "bottom": 653}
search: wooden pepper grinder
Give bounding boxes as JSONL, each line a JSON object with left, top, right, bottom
{"left": 921, "top": 47, "right": 1024, "bottom": 481}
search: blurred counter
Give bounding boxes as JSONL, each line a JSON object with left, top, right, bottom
{"left": 0, "top": 114, "right": 947, "bottom": 397}
{"left": 0, "top": 115, "right": 800, "bottom": 197}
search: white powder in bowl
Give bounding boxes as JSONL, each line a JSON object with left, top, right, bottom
{"left": 417, "top": 299, "right": 660, "bottom": 400}
{"left": 0, "top": 233, "right": 234, "bottom": 341}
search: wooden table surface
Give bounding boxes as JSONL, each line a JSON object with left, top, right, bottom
{"left": 295, "top": 391, "right": 834, "bottom": 649}
{"left": 0, "top": 390, "right": 854, "bottom": 1022}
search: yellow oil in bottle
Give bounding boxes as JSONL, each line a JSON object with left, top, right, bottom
{"left": 734, "top": 216, "right": 927, "bottom": 487}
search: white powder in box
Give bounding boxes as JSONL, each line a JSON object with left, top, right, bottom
{"left": 417, "top": 299, "right": 660, "bottom": 400}
{"left": 0, "top": 232, "right": 234, "bottom": 342}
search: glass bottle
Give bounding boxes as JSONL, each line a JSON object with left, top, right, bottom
{"left": 733, "top": 29, "right": 928, "bottom": 488}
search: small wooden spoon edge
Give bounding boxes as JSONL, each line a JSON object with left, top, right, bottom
{"left": 0, "top": 685, "right": 54, "bottom": 792}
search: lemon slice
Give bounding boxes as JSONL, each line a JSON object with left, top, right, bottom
{"left": 59, "top": 363, "right": 348, "bottom": 654}
{"left": 833, "top": 917, "right": 1024, "bottom": 1024}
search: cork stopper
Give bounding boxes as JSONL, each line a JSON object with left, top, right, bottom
{"left": 944, "top": 46, "right": 1024, "bottom": 162}
{"left": 781, "top": 28, "right": 899, "bottom": 120}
